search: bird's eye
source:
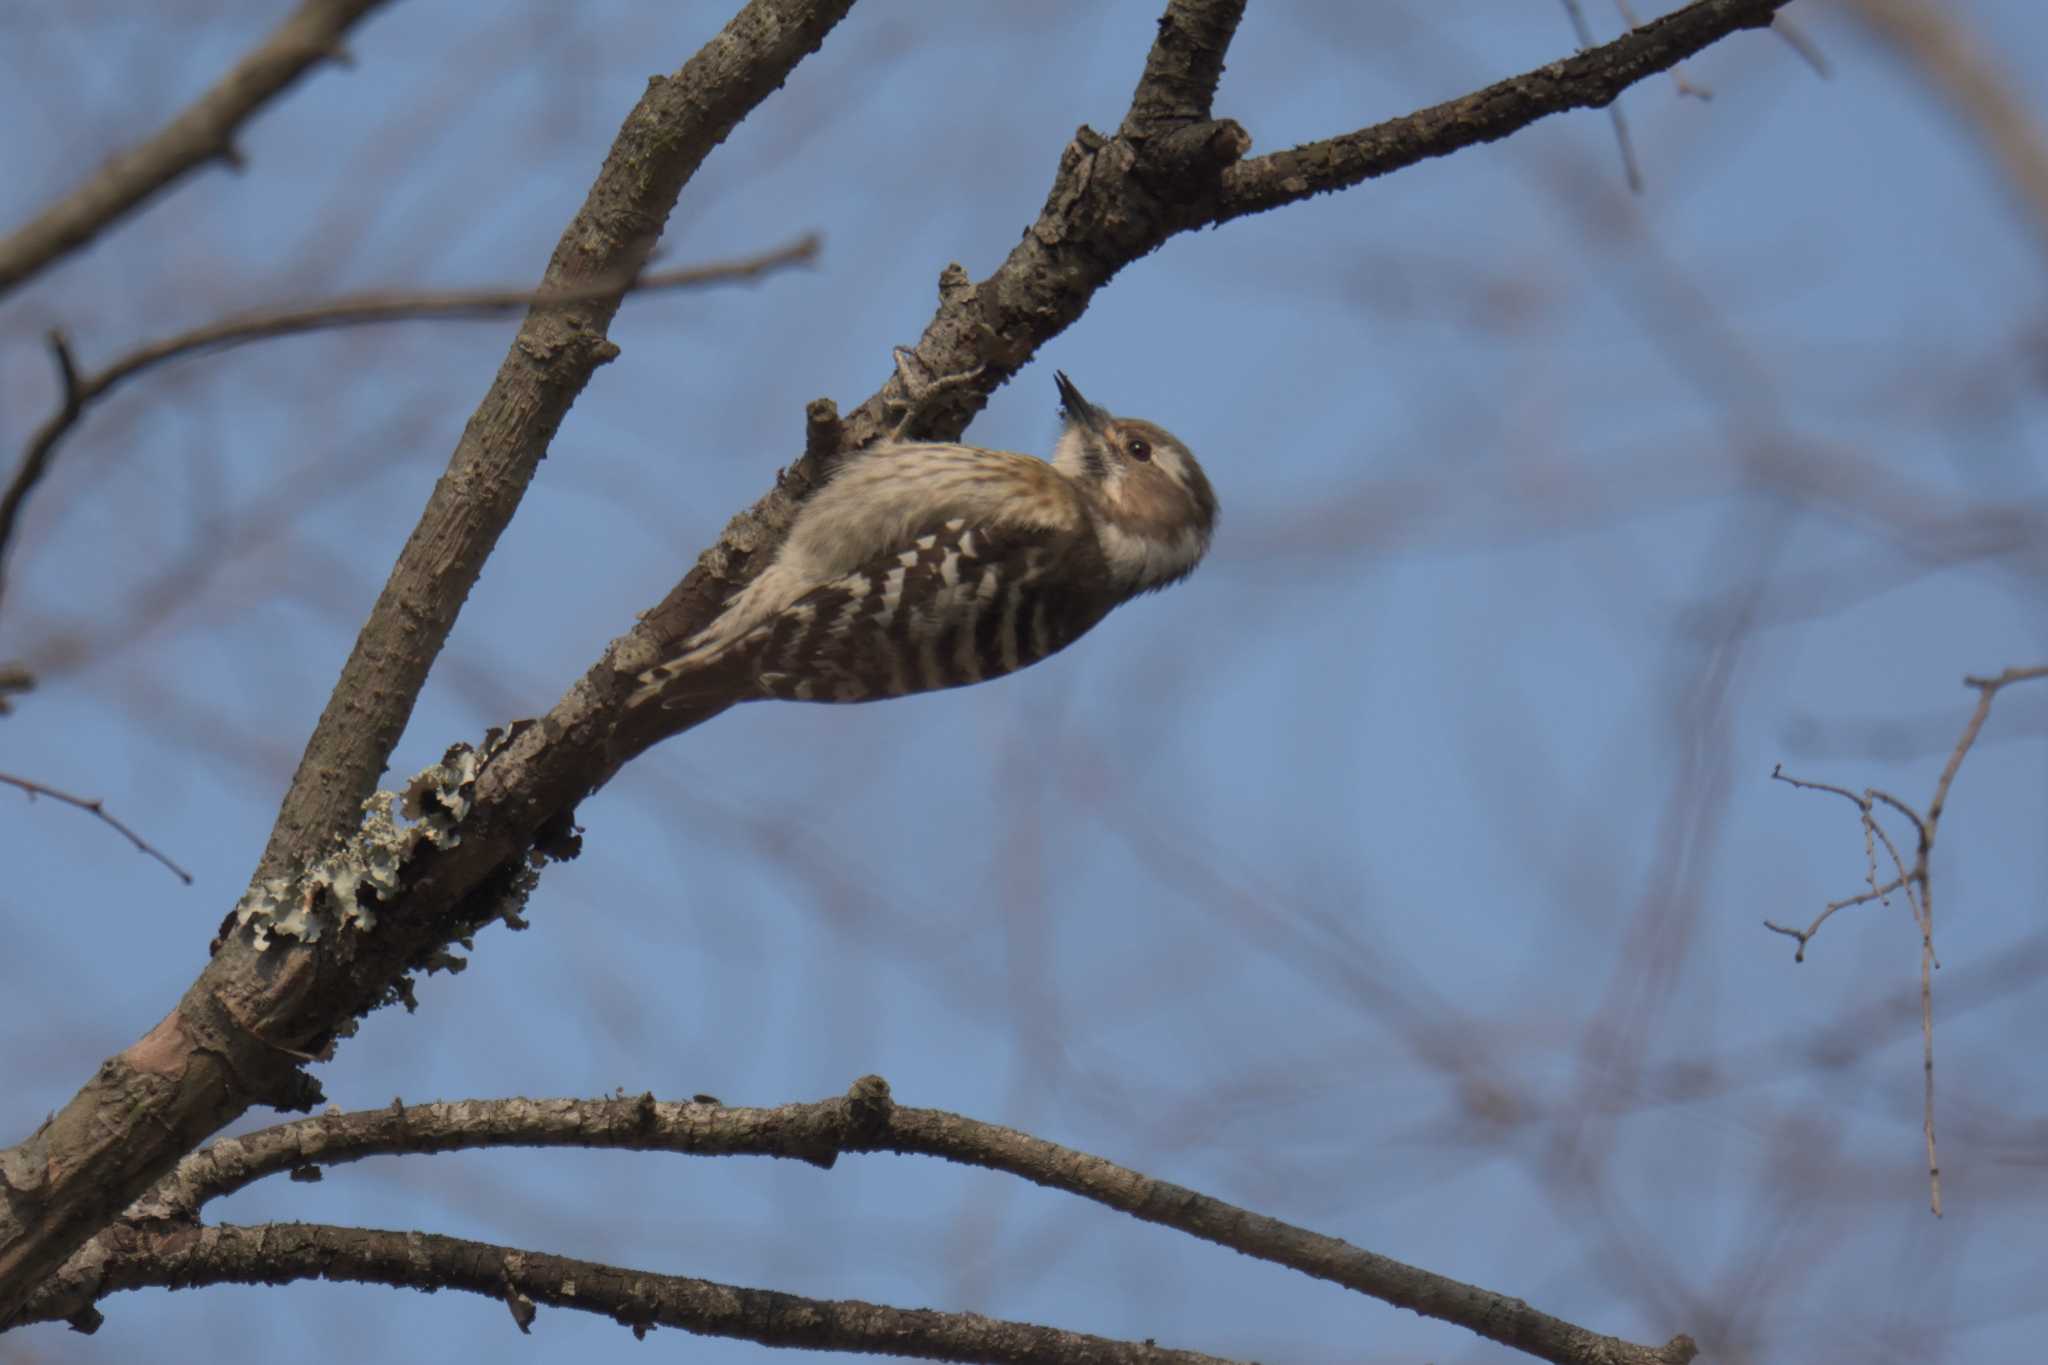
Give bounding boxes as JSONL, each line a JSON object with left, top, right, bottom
{"left": 1125, "top": 438, "right": 1152, "bottom": 462}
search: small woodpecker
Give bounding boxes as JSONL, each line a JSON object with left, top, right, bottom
{"left": 630, "top": 371, "right": 1218, "bottom": 708}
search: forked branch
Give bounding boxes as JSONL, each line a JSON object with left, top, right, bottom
{"left": 1769, "top": 665, "right": 2048, "bottom": 1216}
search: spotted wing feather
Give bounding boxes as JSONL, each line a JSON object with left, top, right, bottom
{"left": 642, "top": 517, "right": 1112, "bottom": 707}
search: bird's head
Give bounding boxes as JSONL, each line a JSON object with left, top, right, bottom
{"left": 1050, "top": 371, "right": 1218, "bottom": 594}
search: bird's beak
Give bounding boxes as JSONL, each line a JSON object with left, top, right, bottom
{"left": 1054, "top": 371, "right": 1106, "bottom": 434}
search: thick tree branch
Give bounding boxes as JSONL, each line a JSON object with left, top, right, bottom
{"left": 0, "top": 0, "right": 852, "bottom": 1326}
{"left": 1119, "top": 0, "right": 1247, "bottom": 135}
{"left": 0, "top": 0, "right": 398, "bottom": 300}
{"left": 0, "top": 235, "right": 820, "bottom": 612}
{"left": 252, "top": 4, "right": 843, "bottom": 893}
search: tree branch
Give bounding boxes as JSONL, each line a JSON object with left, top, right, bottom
{"left": 0, "top": 235, "right": 821, "bottom": 611}
{"left": 0, "top": 0, "right": 398, "bottom": 300}
{"left": 1769, "top": 665, "right": 2048, "bottom": 1217}
{"left": 0, "top": 771, "right": 193, "bottom": 884}
{"left": 251, "top": 3, "right": 846, "bottom": 896}
{"left": 25, "top": 1220, "right": 1244, "bottom": 1363}
{"left": 1119, "top": 0, "right": 1247, "bottom": 135}
{"left": 1214, "top": 0, "right": 1793, "bottom": 223}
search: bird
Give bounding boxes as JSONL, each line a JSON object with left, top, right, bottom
{"left": 628, "top": 371, "right": 1217, "bottom": 709}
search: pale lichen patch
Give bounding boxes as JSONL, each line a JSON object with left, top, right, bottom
{"left": 233, "top": 743, "right": 486, "bottom": 950}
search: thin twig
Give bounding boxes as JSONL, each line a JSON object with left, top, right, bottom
{"left": 1763, "top": 766, "right": 1916, "bottom": 959}
{"left": 0, "top": 771, "right": 193, "bottom": 884}
{"left": 0, "top": 235, "right": 819, "bottom": 611}
{"left": 1771, "top": 666, "right": 2048, "bottom": 1216}
{"left": 1865, "top": 786, "right": 1929, "bottom": 844}
{"left": 1933, "top": 666, "right": 2048, "bottom": 827}
{"left": 1215, "top": 0, "right": 1795, "bottom": 225}
{"left": 0, "top": 0, "right": 398, "bottom": 299}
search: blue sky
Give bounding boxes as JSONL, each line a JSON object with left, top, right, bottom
{"left": 4, "top": 3, "right": 2046, "bottom": 1361}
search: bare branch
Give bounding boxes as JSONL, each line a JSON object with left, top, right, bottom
{"left": 892, "top": 1098, "right": 1699, "bottom": 1365}
{"left": 1215, "top": 0, "right": 1791, "bottom": 224}
{"left": 0, "top": 235, "right": 820, "bottom": 609}
{"left": 0, "top": 771, "right": 193, "bottom": 884}
{"left": 25, "top": 1220, "right": 1245, "bottom": 1363}
{"left": 1934, "top": 666, "right": 2048, "bottom": 825}
{"left": 1120, "top": 0, "right": 1248, "bottom": 135}
{"left": 0, "top": 0, "right": 398, "bottom": 299}
{"left": 1771, "top": 666, "right": 2048, "bottom": 1215}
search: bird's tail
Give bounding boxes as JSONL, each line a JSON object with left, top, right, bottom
{"left": 627, "top": 629, "right": 773, "bottom": 710}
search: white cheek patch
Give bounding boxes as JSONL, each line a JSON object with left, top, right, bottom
{"left": 1097, "top": 520, "right": 1204, "bottom": 589}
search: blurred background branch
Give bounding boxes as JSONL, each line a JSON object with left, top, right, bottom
{"left": 0, "top": 0, "right": 399, "bottom": 297}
